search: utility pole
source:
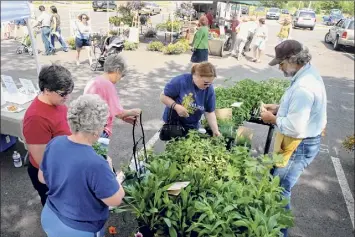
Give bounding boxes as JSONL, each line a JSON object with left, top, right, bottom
{"left": 298, "top": 1, "right": 302, "bottom": 10}
{"left": 308, "top": 1, "right": 312, "bottom": 9}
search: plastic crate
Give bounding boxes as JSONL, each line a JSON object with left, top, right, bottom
{"left": 0, "top": 134, "right": 17, "bottom": 152}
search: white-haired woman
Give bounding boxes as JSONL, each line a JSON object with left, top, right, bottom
{"left": 84, "top": 54, "right": 141, "bottom": 139}
{"left": 39, "top": 94, "right": 125, "bottom": 237}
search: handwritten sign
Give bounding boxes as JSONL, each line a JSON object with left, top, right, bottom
{"left": 1, "top": 75, "right": 18, "bottom": 94}
{"left": 19, "top": 78, "right": 37, "bottom": 95}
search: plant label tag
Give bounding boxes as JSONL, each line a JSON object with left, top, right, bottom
{"left": 19, "top": 78, "right": 37, "bottom": 96}
{"left": 1, "top": 75, "right": 18, "bottom": 94}
{"left": 231, "top": 102, "right": 243, "bottom": 108}
{"left": 167, "top": 182, "right": 190, "bottom": 196}
{"left": 237, "top": 126, "right": 254, "bottom": 140}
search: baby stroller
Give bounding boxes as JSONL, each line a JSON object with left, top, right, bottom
{"left": 15, "top": 28, "right": 39, "bottom": 56}
{"left": 91, "top": 34, "right": 124, "bottom": 71}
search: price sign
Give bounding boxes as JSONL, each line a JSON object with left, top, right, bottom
{"left": 19, "top": 78, "right": 37, "bottom": 95}
{"left": 1, "top": 75, "right": 18, "bottom": 94}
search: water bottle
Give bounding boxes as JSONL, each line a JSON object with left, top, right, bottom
{"left": 12, "top": 151, "right": 22, "bottom": 168}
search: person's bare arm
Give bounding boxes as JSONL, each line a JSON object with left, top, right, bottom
{"left": 160, "top": 93, "right": 189, "bottom": 117}
{"left": 38, "top": 168, "right": 46, "bottom": 184}
{"left": 101, "top": 186, "right": 125, "bottom": 206}
{"left": 27, "top": 144, "right": 47, "bottom": 165}
{"left": 204, "top": 111, "right": 220, "bottom": 136}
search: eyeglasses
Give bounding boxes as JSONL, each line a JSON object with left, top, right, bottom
{"left": 82, "top": 17, "right": 87, "bottom": 20}
{"left": 54, "top": 90, "right": 70, "bottom": 97}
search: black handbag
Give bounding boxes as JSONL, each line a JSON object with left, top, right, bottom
{"left": 159, "top": 103, "right": 186, "bottom": 141}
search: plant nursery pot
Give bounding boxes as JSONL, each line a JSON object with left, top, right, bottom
{"left": 215, "top": 108, "right": 233, "bottom": 120}
{"left": 138, "top": 225, "right": 154, "bottom": 237}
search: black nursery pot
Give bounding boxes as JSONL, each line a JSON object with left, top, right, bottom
{"left": 137, "top": 221, "right": 154, "bottom": 237}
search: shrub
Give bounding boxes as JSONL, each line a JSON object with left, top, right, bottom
{"left": 124, "top": 41, "right": 138, "bottom": 51}
{"left": 156, "top": 20, "right": 182, "bottom": 32}
{"left": 147, "top": 41, "right": 164, "bottom": 52}
{"left": 162, "top": 42, "right": 185, "bottom": 55}
{"left": 109, "top": 30, "right": 118, "bottom": 36}
{"left": 177, "top": 38, "right": 190, "bottom": 51}
{"left": 343, "top": 135, "right": 355, "bottom": 152}
{"left": 67, "top": 37, "right": 76, "bottom": 50}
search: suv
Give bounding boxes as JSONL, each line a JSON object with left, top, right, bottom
{"left": 92, "top": 1, "right": 116, "bottom": 12}
{"left": 266, "top": 8, "right": 281, "bottom": 20}
{"left": 142, "top": 2, "right": 161, "bottom": 15}
{"left": 292, "top": 10, "right": 316, "bottom": 30}
{"left": 325, "top": 18, "right": 354, "bottom": 50}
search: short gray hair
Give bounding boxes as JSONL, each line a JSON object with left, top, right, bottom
{"left": 287, "top": 45, "right": 312, "bottom": 65}
{"left": 67, "top": 94, "right": 109, "bottom": 134}
{"left": 104, "top": 54, "right": 126, "bottom": 75}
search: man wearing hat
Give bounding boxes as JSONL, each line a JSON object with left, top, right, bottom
{"left": 260, "top": 40, "right": 327, "bottom": 236}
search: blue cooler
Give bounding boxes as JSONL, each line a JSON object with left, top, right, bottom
{"left": 0, "top": 135, "right": 17, "bottom": 152}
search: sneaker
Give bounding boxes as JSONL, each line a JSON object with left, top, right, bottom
{"left": 76, "top": 60, "right": 80, "bottom": 66}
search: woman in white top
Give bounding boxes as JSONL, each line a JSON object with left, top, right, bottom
{"left": 75, "top": 14, "right": 93, "bottom": 66}
{"left": 251, "top": 18, "right": 268, "bottom": 63}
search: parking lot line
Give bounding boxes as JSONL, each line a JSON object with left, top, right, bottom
{"left": 331, "top": 156, "right": 355, "bottom": 229}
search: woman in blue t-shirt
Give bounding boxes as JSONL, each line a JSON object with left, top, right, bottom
{"left": 38, "top": 94, "right": 125, "bottom": 237}
{"left": 160, "top": 62, "right": 221, "bottom": 137}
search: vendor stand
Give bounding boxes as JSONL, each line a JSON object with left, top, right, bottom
{"left": 1, "top": 1, "right": 40, "bottom": 160}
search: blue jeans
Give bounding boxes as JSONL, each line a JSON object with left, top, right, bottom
{"left": 41, "top": 26, "right": 53, "bottom": 54}
{"left": 51, "top": 28, "right": 68, "bottom": 51}
{"left": 272, "top": 134, "right": 322, "bottom": 237}
{"left": 41, "top": 204, "right": 105, "bottom": 237}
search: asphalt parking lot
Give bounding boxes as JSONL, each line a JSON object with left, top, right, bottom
{"left": 1, "top": 4, "right": 354, "bottom": 237}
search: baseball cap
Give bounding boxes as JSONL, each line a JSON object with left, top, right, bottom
{"left": 269, "top": 40, "right": 303, "bottom": 66}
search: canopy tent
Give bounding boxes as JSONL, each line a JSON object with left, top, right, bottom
{"left": 1, "top": 1, "right": 41, "bottom": 76}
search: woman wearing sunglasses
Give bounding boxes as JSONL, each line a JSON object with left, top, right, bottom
{"left": 75, "top": 13, "right": 93, "bottom": 66}
{"left": 23, "top": 64, "right": 74, "bottom": 206}
{"left": 160, "top": 62, "right": 221, "bottom": 137}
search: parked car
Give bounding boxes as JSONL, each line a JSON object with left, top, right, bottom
{"left": 241, "top": 6, "right": 249, "bottom": 15}
{"left": 325, "top": 18, "right": 354, "bottom": 50}
{"left": 292, "top": 10, "right": 316, "bottom": 30}
{"left": 281, "top": 9, "right": 289, "bottom": 15}
{"left": 92, "top": 1, "right": 116, "bottom": 12}
{"left": 142, "top": 2, "right": 161, "bottom": 15}
{"left": 324, "top": 13, "right": 343, "bottom": 26}
{"left": 266, "top": 8, "right": 281, "bottom": 20}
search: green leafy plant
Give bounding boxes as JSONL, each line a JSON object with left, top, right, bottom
{"left": 92, "top": 142, "right": 108, "bottom": 157}
{"left": 115, "top": 131, "right": 294, "bottom": 236}
{"left": 147, "top": 41, "right": 165, "bottom": 52}
{"left": 109, "top": 30, "right": 118, "bottom": 36}
{"left": 162, "top": 42, "right": 186, "bottom": 55}
{"left": 156, "top": 19, "right": 182, "bottom": 32}
{"left": 342, "top": 135, "right": 355, "bottom": 152}
{"left": 67, "top": 37, "right": 76, "bottom": 50}
{"left": 124, "top": 41, "right": 138, "bottom": 51}
{"left": 215, "top": 78, "right": 290, "bottom": 126}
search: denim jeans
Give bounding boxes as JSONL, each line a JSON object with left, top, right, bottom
{"left": 41, "top": 204, "right": 105, "bottom": 237}
{"left": 272, "top": 134, "right": 322, "bottom": 236}
{"left": 41, "top": 26, "right": 53, "bottom": 54}
{"left": 50, "top": 28, "right": 68, "bottom": 51}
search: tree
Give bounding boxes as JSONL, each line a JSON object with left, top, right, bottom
{"left": 259, "top": 0, "right": 288, "bottom": 9}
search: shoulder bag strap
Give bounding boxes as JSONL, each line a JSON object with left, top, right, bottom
{"left": 167, "top": 102, "right": 177, "bottom": 124}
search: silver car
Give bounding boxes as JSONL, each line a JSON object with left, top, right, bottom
{"left": 266, "top": 8, "right": 280, "bottom": 20}
{"left": 325, "top": 18, "right": 355, "bottom": 50}
{"left": 292, "top": 10, "right": 316, "bottom": 30}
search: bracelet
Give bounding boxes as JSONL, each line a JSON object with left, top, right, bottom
{"left": 171, "top": 102, "right": 177, "bottom": 109}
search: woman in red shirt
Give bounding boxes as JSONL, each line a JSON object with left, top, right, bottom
{"left": 23, "top": 64, "right": 74, "bottom": 206}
